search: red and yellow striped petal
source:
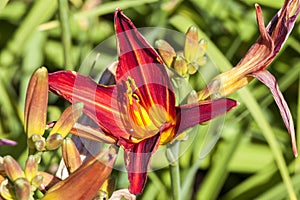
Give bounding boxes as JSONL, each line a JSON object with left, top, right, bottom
{"left": 124, "top": 134, "right": 160, "bottom": 195}
{"left": 114, "top": 9, "right": 176, "bottom": 120}
{"left": 48, "top": 71, "right": 130, "bottom": 142}
{"left": 175, "top": 98, "right": 238, "bottom": 134}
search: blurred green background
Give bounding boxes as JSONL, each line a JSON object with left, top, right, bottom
{"left": 0, "top": 0, "right": 299, "bottom": 199}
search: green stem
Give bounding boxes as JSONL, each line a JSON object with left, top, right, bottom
{"left": 58, "top": 0, "right": 72, "bottom": 70}
{"left": 167, "top": 142, "right": 181, "bottom": 200}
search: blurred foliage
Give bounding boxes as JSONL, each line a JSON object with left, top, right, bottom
{"left": 0, "top": 0, "right": 299, "bottom": 199}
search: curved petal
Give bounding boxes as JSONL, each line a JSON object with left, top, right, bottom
{"left": 175, "top": 98, "right": 237, "bottom": 134}
{"left": 114, "top": 9, "right": 176, "bottom": 119}
{"left": 250, "top": 70, "right": 297, "bottom": 157}
{"left": 124, "top": 134, "right": 160, "bottom": 195}
{"left": 48, "top": 71, "right": 130, "bottom": 141}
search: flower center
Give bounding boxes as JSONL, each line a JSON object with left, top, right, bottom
{"left": 125, "top": 77, "right": 170, "bottom": 140}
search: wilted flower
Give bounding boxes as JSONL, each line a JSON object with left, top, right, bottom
{"left": 198, "top": 0, "right": 300, "bottom": 156}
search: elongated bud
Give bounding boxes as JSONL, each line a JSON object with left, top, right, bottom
{"left": 49, "top": 103, "right": 84, "bottom": 139}
{"left": 14, "top": 178, "right": 31, "bottom": 200}
{"left": 173, "top": 56, "right": 187, "bottom": 76}
{"left": 155, "top": 39, "right": 176, "bottom": 67}
{"left": 184, "top": 26, "right": 198, "bottom": 62}
{"left": 3, "top": 156, "right": 25, "bottom": 181}
{"left": 25, "top": 155, "right": 40, "bottom": 182}
{"left": 62, "top": 138, "right": 82, "bottom": 174}
{"left": 46, "top": 133, "right": 63, "bottom": 150}
{"left": 24, "top": 67, "right": 48, "bottom": 139}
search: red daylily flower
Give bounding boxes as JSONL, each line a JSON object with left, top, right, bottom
{"left": 48, "top": 9, "right": 237, "bottom": 194}
{"left": 199, "top": 0, "right": 299, "bottom": 157}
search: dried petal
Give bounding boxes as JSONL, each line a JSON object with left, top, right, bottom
{"left": 250, "top": 70, "right": 298, "bottom": 157}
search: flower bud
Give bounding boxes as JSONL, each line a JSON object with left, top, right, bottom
{"left": 46, "top": 133, "right": 63, "bottom": 150}
{"left": 14, "top": 178, "right": 31, "bottom": 200}
{"left": 3, "top": 156, "right": 25, "bottom": 181}
{"left": 25, "top": 155, "right": 40, "bottom": 182}
{"left": 155, "top": 39, "right": 176, "bottom": 67}
{"left": 24, "top": 67, "right": 48, "bottom": 139}
{"left": 62, "top": 138, "right": 82, "bottom": 174}
{"left": 184, "top": 26, "right": 199, "bottom": 62}
{"left": 173, "top": 56, "right": 187, "bottom": 76}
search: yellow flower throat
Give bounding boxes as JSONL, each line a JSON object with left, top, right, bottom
{"left": 125, "top": 77, "right": 175, "bottom": 143}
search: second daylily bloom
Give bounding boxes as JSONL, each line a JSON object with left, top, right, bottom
{"left": 48, "top": 9, "right": 237, "bottom": 194}
{"left": 199, "top": 0, "right": 299, "bottom": 156}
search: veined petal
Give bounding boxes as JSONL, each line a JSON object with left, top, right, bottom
{"left": 250, "top": 70, "right": 298, "bottom": 157}
{"left": 175, "top": 98, "right": 238, "bottom": 134}
{"left": 114, "top": 9, "right": 176, "bottom": 119}
{"left": 124, "top": 134, "right": 160, "bottom": 195}
{"left": 48, "top": 71, "right": 130, "bottom": 141}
